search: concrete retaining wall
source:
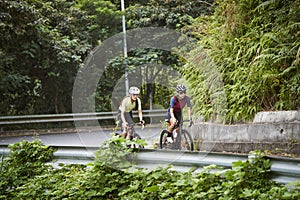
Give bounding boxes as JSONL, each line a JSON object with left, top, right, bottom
{"left": 253, "top": 110, "right": 300, "bottom": 123}
{"left": 187, "top": 111, "right": 300, "bottom": 155}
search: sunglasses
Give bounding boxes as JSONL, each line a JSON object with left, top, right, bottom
{"left": 179, "top": 91, "right": 186, "bottom": 95}
{"left": 132, "top": 94, "right": 139, "bottom": 96}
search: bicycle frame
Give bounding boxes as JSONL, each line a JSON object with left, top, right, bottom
{"left": 172, "top": 120, "right": 188, "bottom": 148}
{"left": 125, "top": 123, "right": 145, "bottom": 149}
{"left": 160, "top": 119, "right": 193, "bottom": 151}
{"left": 126, "top": 123, "right": 144, "bottom": 140}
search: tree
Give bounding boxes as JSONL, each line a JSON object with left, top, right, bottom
{"left": 0, "top": 0, "right": 120, "bottom": 115}
{"left": 97, "top": 0, "right": 215, "bottom": 111}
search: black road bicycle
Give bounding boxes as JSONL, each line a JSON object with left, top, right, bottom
{"left": 159, "top": 119, "right": 194, "bottom": 151}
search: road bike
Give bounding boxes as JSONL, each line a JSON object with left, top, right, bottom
{"left": 159, "top": 119, "right": 194, "bottom": 151}
{"left": 115, "top": 122, "right": 145, "bottom": 149}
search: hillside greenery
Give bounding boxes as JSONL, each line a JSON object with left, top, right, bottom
{"left": 182, "top": 0, "right": 300, "bottom": 123}
{"left": 1, "top": 0, "right": 299, "bottom": 124}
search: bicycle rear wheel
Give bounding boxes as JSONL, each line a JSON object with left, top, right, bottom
{"left": 180, "top": 130, "right": 194, "bottom": 151}
{"left": 159, "top": 130, "right": 172, "bottom": 149}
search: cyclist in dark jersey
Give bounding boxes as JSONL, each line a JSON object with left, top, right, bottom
{"left": 166, "top": 84, "right": 192, "bottom": 138}
{"left": 117, "top": 86, "right": 145, "bottom": 139}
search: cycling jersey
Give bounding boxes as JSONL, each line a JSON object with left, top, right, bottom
{"left": 169, "top": 95, "right": 191, "bottom": 112}
{"left": 118, "top": 96, "right": 142, "bottom": 112}
{"left": 166, "top": 95, "right": 191, "bottom": 121}
{"left": 118, "top": 96, "right": 142, "bottom": 130}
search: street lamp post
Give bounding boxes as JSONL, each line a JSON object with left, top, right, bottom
{"left": 121, "top": 0, "right": 129, "bottom": 96}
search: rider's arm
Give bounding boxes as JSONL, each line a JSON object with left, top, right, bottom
{"left": 138, "top": 109, "right": 143, "bottom": 121}
{"left": 187, "top": 96, "right": 192, "bottom": 121}
{"left": 188, "top": 106, "right": 192, "bottom": 121}
{"left": 169, "top": 97, "right": 176, "bottom": 121}
{"left": 137, "top": 98, "right": 144, "bottom": 122}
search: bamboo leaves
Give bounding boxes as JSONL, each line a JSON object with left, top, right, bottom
{"left": 182, "top": 0, "right": 300, "bottom": 123}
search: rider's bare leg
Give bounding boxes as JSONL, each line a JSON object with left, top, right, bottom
{"left": 121, "top": 123, "right": 127, "bottom": 138}
{"left": 168, "top": 118, "right": 176, "bottom": 135}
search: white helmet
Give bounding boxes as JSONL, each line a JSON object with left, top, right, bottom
{"left": 129, "top": 86, "right": 140, "bottom": 95}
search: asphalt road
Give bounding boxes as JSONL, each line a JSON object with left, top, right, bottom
{"left": 0, "top": 126, "right": 162, "bottom": 149}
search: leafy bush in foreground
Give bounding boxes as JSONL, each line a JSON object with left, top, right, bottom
{"left": 0, "top": 139, "right": 299, "bottom": 199}
{"left": 0, "top": 140, "right": 55, "bottom": 199}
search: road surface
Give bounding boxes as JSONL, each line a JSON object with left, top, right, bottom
{"left": 0, "top": 126, "right": 162, "bottom": 149}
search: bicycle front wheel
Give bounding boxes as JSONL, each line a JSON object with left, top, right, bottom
{"left": 180, "top": 130, "right": 194, "bottom": 151}
{"left": 131, "top": 132, "right": 144, "bottom": 149}
{"left": 159, "top": 130, "right": 172, "bottom": 149}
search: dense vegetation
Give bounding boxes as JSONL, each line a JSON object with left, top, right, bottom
{"left": 0, "top": 0, "right": 212, "bottom": 115}
{"left": 0, "top": 0, "right": 121, "bottom": 115}
{"left": 183, "top": 0, "right": 300, "bottom": 123}
{"left": 0, "top": 140, "right": 299, "bottom": 199}
{"left": 1, "top": 0, "right": 299, "bottom": 123}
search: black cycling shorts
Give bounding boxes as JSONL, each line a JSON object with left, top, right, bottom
{"left": 117, "top": 110, "right": 135, "bottom": 131}
{"left": 166, "top": 111, "right": 182, "bottom": 123}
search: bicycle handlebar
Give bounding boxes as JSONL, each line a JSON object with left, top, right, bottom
{"left": 179, "top": 120, "right": 193, "bottom": 127}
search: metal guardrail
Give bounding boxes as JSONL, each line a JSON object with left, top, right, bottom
{"left": 0, "top": 145, "right": 299, "bottom": 185}
{"left": 137, "top": 149, "right": 300, "bottom": 184}
{"left": 0, "top": 109, "right": 167, "bottom": 125}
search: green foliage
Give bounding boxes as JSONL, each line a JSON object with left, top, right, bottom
{"left": 93, "top": 0, "right": 215, "bottom": 113}
{"left": 98, "top": 48, "right": 182, "bottom": 111}
{"left": 0, "top": 140, "right": 55, "bottom": 198}
{"left": 2, "top": 0, "right": 299, "bottom": 124}
{"left": 0, "top": 0, "right": 97, "bottom": 115}
{"left": 1, "top": 139, "right": 299, "bottom": 199}
{"left": 76, "top": 0, "right": 122, "bottom": 40}
{"left": 1, "top": 0, "right": 215, "bottom": 116}
{"left": 0, "top": 0, "right": 122, "bottom": 115}
{"left": 182, "top": 0, "right": 300, "bottom": 123}
{"left": 93, "top": 133, "right": 145, "bottom": 169}
{"left": 127, "top": 0, "right": 215, "bottom": 30}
